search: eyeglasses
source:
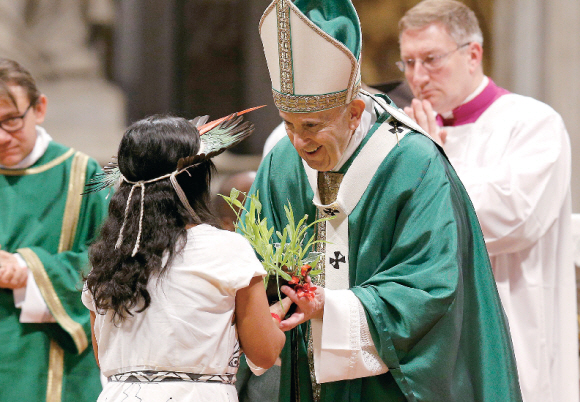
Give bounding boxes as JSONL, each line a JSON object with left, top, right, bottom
{"left": 396, "top": 42, "right": 470, "bottom": 73}
{"left": 0, "top": 103, "right": 33, "bottom": 133}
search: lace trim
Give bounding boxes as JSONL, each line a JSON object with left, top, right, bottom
{"left": 357, "top": 299, "right": 388, "bottom": 374}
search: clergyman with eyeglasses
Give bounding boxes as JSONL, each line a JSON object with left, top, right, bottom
{"left": 398, "top": 1, "right": 578, "bottom": 402}
{"left": 0, "top": 58, "right": 108, "bottom": 401}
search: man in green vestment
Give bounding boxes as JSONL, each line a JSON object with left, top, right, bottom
{"left": 0, "top": 58, "right": 108, "bottom": 401}
{"left": 242, "top": 1, "right": 523, "bottom": 401}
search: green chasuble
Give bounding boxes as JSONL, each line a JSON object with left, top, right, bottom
{"left": 0, "top": 141, "right": 109, "bottom": 402}
{"left": 249, "top": 105, "right": 522, "bottom": 401}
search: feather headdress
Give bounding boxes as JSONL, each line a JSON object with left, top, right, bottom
{"left": 84, "top": 106, "right": 265, "bottom": 256}
{"left": 83, "top": 105, "right": 264, "bottom": 195}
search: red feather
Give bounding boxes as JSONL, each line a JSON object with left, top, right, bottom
{"left": 198, "top": 105, "right": 266, "bottom": 135}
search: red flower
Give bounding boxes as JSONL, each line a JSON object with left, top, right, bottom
{"left": 300, "top": 264, "right": 312, "bottom": 277}
{"left": 294, "top": 282, "right": 317, "bottom": 300}
{"left": 288, "top": 276, "right": 300, "bottom": 285}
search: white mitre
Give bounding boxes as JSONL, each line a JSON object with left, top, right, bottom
{"left": 259, "top": 0, "right": 362, "bottom": 113}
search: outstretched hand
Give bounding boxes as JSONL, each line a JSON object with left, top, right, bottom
{"left": 404, "top": 98, "right": 447, "bottom": 146}
{"left": 279, "top": 277, "right": 325, "bottom": 331}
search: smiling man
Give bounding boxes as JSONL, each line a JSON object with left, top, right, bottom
{"left": 243, "top": 1, "right": 523, "bottom": 401}
{"left": 0, "top": 58, "right": 108, "bottom": 402}
{"left": 399, "top": 2, "right": 578, "bottom": 401}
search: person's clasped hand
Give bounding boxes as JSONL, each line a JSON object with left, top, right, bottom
{"left": 0, "top": 246, "right": 27, "bottom": 289}
{"left": 404, "top": 98, "right": 447, "bottom": 146}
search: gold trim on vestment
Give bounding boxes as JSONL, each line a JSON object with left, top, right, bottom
{"left": 17, "top": 248, "right": 89, "bottom": 354}
{"left": 58, "top": 152, "right": 89, "bottom": 253}
{"left": 46, "top": 340, "right": 64, "bottom": 402}
{"left": 308, "top": 171, "right": 344, "bottom": 402}
{"left": 0, "top": 148, "right": 75, "bottom": 176}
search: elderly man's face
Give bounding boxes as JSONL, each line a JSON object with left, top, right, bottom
{"left": 280, "top": 102, "right": 362, "bottom": 172}
{"left": 0, "top": 85, "right": 46, "bottom": 167}
{"left": 399, "top": 22, "right": 477, "bottom": 114}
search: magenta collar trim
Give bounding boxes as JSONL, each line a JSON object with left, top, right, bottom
{"left": 436, "top": 79, "right": 510, "bottom": 127}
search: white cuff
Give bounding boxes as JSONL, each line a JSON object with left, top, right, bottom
{"left": 12, "top": 254, "right": 28, "bottom": 308}
{"left": 13, "top": 254, "right": 55, "bottom": 323}
{"left": 313, "top": 289, "right": 387, "bottom": 383}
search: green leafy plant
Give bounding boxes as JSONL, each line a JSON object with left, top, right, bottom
{"left": 219, "top": 188, "right": 332, "bottom": 302}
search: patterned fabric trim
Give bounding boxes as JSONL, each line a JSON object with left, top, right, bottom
{"left": 273, "top": 81, "right": 361, "bottom": 113}
{"left": 109, "top": 371, "right": 236, "bottom": 385}
{"left": 0, "top": 148, "right": 74, "bottom": 176}
{"left": 17, "top": 247, "right": 89, "bottom": 354}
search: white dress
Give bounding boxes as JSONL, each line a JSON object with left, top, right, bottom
{"left": 443, "top": 84, "right": 579, "bottom": 402}
{"left": 82, "top": 224, "right": 266, "bottom": 402}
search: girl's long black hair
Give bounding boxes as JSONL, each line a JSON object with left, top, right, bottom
{"left": 86, "top": 115, "right": 219, "bottom": 322}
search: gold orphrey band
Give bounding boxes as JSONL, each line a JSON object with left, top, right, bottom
{"left": 277, "top": 0, "right": 293, "bottom": 95}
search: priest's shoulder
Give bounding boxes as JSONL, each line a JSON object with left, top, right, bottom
{"left": 43, "top": 141, "right": 103, "bottom": 176}
{"left": 491, "top": 92, "right": 563, "bottom": 121}
{"left": 43, "top": 140, "right": 72, "bottom": 160}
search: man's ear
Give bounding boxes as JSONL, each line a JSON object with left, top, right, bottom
{"left": 347, "top": 98, "right": 366, "bottom": 130}
{"left": 33, "top": 94, "right": 47, "bottom": 125}
{"left": 468, "top": 42, "right": 483, "bottom": 73}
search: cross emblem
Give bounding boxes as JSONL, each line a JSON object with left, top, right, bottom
{"left": 388, "top": 120, "right": 404, "bottom": 134}
{"left": 329, "top": 251, "right": 346, "bottom": 270}
{"left": 323, "top": 207, "right": 340, "bottom": 216}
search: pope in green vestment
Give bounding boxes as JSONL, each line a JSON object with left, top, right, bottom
{"left": 251, "top": 102, "right": 522, "bottom": 401}
{"left": 249, "top": 1, "right": 523, "bottom": 400}
{"left": 0, "top": 136, "right": 108, "bottom": 401}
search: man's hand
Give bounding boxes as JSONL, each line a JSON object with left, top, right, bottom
{"left": 0, "top": 248, "right": 28, "bottom": 289}
{"left": 404, "top": 98, "right": 447, "bottom": 146}
{"left": 279, "top": 277, "right": 325, "bottom": 331}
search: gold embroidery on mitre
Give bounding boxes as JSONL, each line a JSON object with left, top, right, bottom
{"left": 273, "top": 88, "right": 349, "bottom": 113}
{"left": 277, "top": 0, "right": 294, "bottom": 95}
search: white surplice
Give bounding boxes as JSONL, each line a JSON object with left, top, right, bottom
{"left": 443, "top": 83, "right": 579, "bottom": 402}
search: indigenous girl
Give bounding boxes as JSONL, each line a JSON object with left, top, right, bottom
{"left": 82, "top": 114, "right": 287, "bottom": 402}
